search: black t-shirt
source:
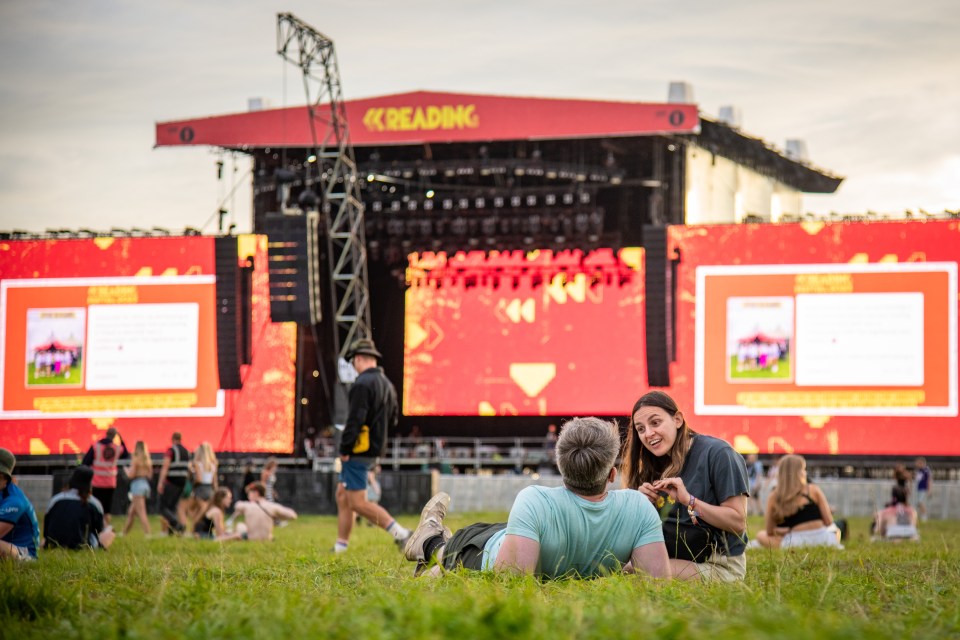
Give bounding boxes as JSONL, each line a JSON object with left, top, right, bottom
{"left": 664, "top": 434, "right": 750, "bottom": 556}
{"left": 43, "top": 490, "right": 106, "bottom": 550}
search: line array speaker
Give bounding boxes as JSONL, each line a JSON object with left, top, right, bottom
{"left": 214, "top": 236, "right": 243, "bottom": 390}
{"left": 643, "top": 225, "right": 674, "bottom": 387}
{"left": 264, "top": 211, "right": 322, "bottom": 324}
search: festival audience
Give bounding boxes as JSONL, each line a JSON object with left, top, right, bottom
{"left": 755, "top": 454, "right": 842, "bottom": 549}
{"left": 873, "top": 486, "right": 919, "bottom": 541}
{"left": 121, "top": 441, "right": 153, "bottom": 537}
{"left": 44, "top": 465, "right": 115, "bottom": 550}
{"left": 620, "top": 391, "right": 750, "bottom": 581}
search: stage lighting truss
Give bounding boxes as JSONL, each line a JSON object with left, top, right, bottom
{"left": 360, "top": 158, "right": 625, "bottom": 189}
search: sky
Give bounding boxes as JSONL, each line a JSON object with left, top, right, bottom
{"left": 1, "top": 0, "right": 958, "bottom": 236}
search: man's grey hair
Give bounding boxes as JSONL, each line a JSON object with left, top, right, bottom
{"left": 555, "top": 417, "right": 620, "bottom": 496}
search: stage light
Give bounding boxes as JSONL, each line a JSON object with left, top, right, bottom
{"left": 426, "top": 190, "right": 435, "bottom": 198}
{"left": 307, "top": 153, "right": 317, "bottom": 163}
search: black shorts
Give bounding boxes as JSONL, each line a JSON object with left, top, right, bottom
{"left": 92, "top": 487, "right": 116, "bottom": 514}
{"left": 441, "top": 522, "right": 507, "bottom": 571}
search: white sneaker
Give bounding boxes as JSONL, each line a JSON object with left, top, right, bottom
{"left": 403, "top": 492, "right": 452, "bottom": 562}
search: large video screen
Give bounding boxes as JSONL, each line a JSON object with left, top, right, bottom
{"left": 695, "top": 262, "right": 956, "bottom": 417}
{"left": 1, "top": 275, "right": 222, "bottom": 418}
{"left": 404, "top": 248, "right": 647, "bottom": 416}
{"left": 670, "top": 219, "right": 960, "bottom": 456}
{"left": 0, "top": 236, "right": 296, "bottom": 455}
{"left": 402, "top": 219, "right": 960, "bottom": 456}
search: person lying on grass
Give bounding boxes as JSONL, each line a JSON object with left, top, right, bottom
{"left": 403, "top": 417, "right": 671, "bottom": 579}
{"left": 228, "top": 481, "right": 297, "bottom": 541}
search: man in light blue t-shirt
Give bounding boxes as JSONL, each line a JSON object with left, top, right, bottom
{"left": 403, "top": 417, "right": 670, "bottom": 579}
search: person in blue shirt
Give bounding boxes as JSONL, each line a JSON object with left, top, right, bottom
{"left": 403, "top": 417, "right": 670, "bottom": 580}
{"left": 0, "top": 448, "right": 40, "bottom": 561}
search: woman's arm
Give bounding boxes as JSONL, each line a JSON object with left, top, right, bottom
{"left": 809, "top": 484, "right": 834, "bottom": 526}
{"left": 764, "top": 492, "right": 779, "bottom": 536}
{"left": 653, "top": 477, "right": 747, "bottom": 535}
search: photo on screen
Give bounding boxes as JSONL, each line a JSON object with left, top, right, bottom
{"left": 24, "top": 307, "right": 86, "bottom": 388}
{"left": 725, "top": 296, "right": 793, "bottom": 383}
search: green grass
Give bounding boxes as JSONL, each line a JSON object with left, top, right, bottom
{"left": 3, "top": 514, "right": 958, "bottom": 639}
{"left": 729, "top": 355, "right": 792, "bottom": 380}
{"left": 26, "top": 362, "right": 82, "bottom": 386}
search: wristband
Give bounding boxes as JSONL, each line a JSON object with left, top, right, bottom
{"left": 687, "top": 495, "right": 700, "bottom": 525}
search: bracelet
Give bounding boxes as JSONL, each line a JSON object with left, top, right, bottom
{"left": 687, "top": 495, "right": 700, "bottom": 525}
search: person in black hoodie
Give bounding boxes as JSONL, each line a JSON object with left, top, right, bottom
{"left": 332, "top": 339, "right": 410, "bottom": 554}
{"left": 43, "top": 466, "right": 115, "bottom": 550}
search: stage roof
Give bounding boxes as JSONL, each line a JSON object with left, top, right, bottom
{"left": 155, "top": 90, "right": 700, "bottom": 148}
{"left": 155, "top": 90, "right": 841, "bottom": 193}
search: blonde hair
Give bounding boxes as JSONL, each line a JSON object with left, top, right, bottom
{"left": 769, "top": 454, "right": 807, "bottom": 523}
{"left": 193, "top": 442, "right": 217, "bottom": 472}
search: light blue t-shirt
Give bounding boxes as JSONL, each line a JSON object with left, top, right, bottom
{"left": 481, "top": 485, "right": 664, "bottom": 578}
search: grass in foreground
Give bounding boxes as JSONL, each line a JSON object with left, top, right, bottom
{"left": 3, "top": 514, "right": 958, "bottom": 639}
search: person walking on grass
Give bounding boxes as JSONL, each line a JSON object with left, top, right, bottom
{"left": 914, "top": 457, "right": 932, "bottom": 522}
{"left": 121, "top": 441, "right": 153, "bottom": 537}
{"left": 81, "top": 426, "right": 129, "bottom": 524}
{"left": 0, "top": 448, "right": 40, "bottom": 561}
{"left": 403, "top": 417, "right": 670, "bottom": 579}
{"left": 156, "top": 431, "right": 190, "bottom": 535}
{"left": 334, "top": 338, "right": 410, "bottom": 554}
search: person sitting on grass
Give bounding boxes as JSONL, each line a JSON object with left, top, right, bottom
{"left": 195, "top": 488, "right": 244, "bottom": 541}
{"left": 0, "top": 448, "right": 40, "bottom": 562}
{"left": 755, "top": 454, "right": 842, "bottom": 550}
{"left": 43, "top": 465, "right": 115, "bottom": 550}
{"left": 621, "top": 391, "right": 750, "bottom": 581}
{"left": 403, "top": 417, "right": 670, "bottom": 579}
{"left": 229, "top": 482, "right": 297, "bottom": 541}
{"left": 873, "top": 486, "right": 919, "bottom": 541}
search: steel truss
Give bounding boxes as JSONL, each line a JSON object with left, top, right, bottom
{"left": 276, "top": 12, "right": 371, "bottom": 359}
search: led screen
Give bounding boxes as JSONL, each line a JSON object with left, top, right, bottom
{"left": 404, "top": 248, "right": 647, "bottom": 416}
{"left": 0, "top": 236, "right": 296, "bottom": 455}
{"left": 402, "top": 219, "right": 960, "bottom": 455}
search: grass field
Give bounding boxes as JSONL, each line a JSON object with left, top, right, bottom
{"left": 3, "top": 513, "right": 958, "bottom": 639}
{"left": 728, "top": 355, "right": 791, "bottom": 380}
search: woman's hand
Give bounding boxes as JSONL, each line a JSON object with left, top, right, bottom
{"left": 653, "top": 477, "right": 691, "bottom": 506}
{"left": 636, "top": 482, "right": 660, "bottom": 503}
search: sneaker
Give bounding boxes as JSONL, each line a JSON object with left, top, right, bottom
{"left": 403, "top": 492, "right": 452, "bottom": 562}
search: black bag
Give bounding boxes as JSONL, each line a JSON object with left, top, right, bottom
{"left": 663, "top": 520, "right": 720, "bottom": 562}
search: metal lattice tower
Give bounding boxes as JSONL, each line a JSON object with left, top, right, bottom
{"left": 277, "top": 13, "right": 372, "bottom": 360}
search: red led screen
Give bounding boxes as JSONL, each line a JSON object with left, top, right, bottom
{"left": 403, "top": 219, "right": 960, "bottom": 456}
{"left": 404, "top": 248, "right": 647, "bottom": 416}
{"left": 0, "top": 236, "right": 296, "bottom": 455}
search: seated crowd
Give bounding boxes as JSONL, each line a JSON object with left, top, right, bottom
{"left": 2, "top": 393, "right": 925, "bottom": 579}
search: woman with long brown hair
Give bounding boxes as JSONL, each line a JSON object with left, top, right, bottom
{"left": 621, "top": 390, "right": 749, "bottom": 581}
{"left": 756, "top": 454, "right": 841, "bottom": 549}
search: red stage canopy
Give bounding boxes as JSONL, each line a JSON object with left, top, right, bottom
{"left": 155, "top": 91, "right": 700, "bottom": 149}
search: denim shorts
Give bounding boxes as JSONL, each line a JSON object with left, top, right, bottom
{"left": 129, "top": 477, "right": 151, "bottom": 499}
{"left": 339, "top": 458, "right": 373, "bottom": 491}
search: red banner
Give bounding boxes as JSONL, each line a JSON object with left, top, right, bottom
{"left": 0, "top": 236, "right": 296, "bottom": 455}
{"left": 156, "top": 91, "right": 700, "bottom": 148}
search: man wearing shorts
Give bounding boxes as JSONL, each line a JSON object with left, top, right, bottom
{"left": 403, "top": 417, "right": 671, "bottom": 580}
{"left": 0, "top": 448, "right": 40, "bottom": 561}
{"left": 333, "top": 338, "right": 410, "bottom": 553}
